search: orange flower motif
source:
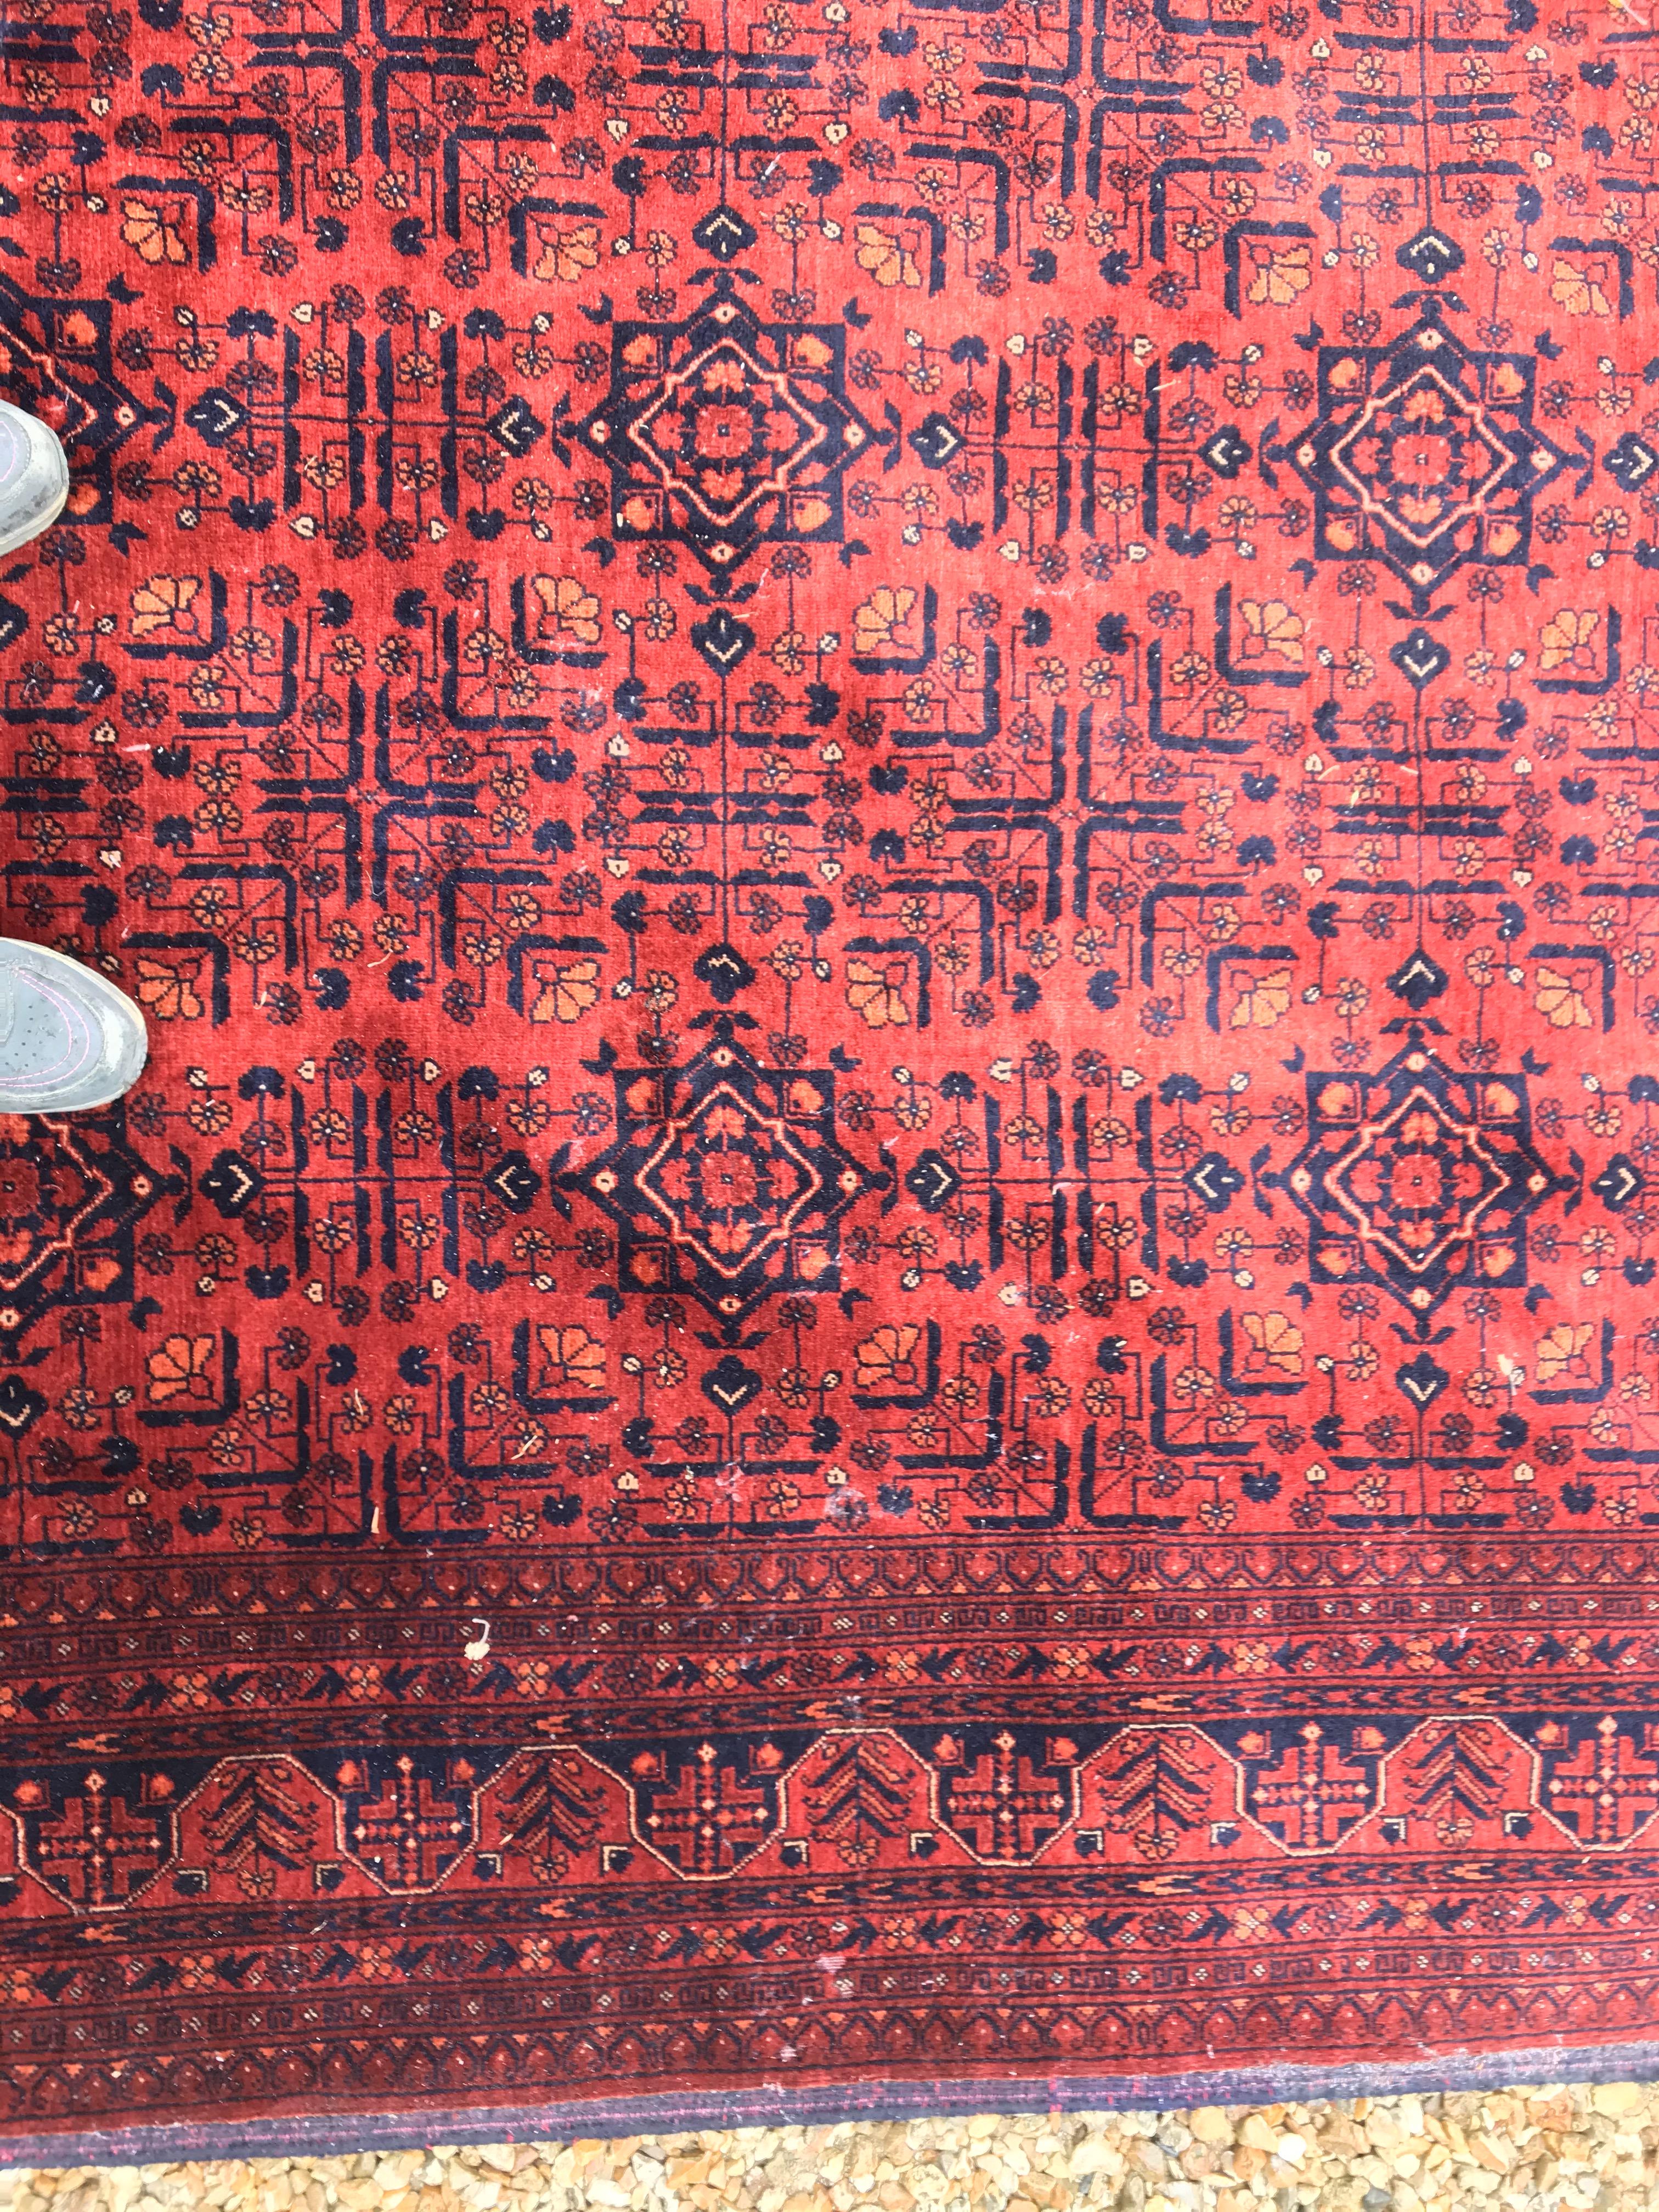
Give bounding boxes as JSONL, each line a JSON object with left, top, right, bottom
{"left": 146, "top": 1334, "right": 218, "bottom": 1406}
{"left": 535, "top": 1325, "right": 607, "bottom": 1392}
{"left": 1244, "top": 241, "right": 1311, "bottom": 305}
{"left": 1534, "top": 1323, "right": 1595, "bottom": 1385}
{"left": 1539, "top": 607, "right": 1600, "bottom": 673}
{"left": 129, "top": 573, "right": 201, "bottom": 640}
{"left": 532, "top": 219, "right": 601, "bottom": 283}
{"left": 132, "top": 957, "right": 205, "bottom": 1022}
{"left": 1238, "top": 599, "right": 1305, "bottom": 663}
{"left": 1239, "top": 1311, "right": 1305, "bottom": 1375}
{"left": 120, "top": 198, "right": 188, "bottom": 266}
{"left": 531, "top": 575, "right": 602, "bottom": 645}
{"left": 1229, "top": 966, "right": 1293, "bottom": 1029}
{"left": 845, "top": 959, "right": 910, "bottom": 1029}
{"left": 1549, "top": 258, "right": 1614, "bottom": 317}
{"left": 1534, "top": 967, "right": 1591, "bottom": 1030}
{"left": 854, "top": 1324, "right": 922, "bottom": 1389}
{"left": 853, "top": 586, "right": 919, "bottom": 657}
{"left": 528, "top": 956, "right": 601, "bottom": 1024}
{"left": 853, "top": 223, "right": 922, "bottom": 289}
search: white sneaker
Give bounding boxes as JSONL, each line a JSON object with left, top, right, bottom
{"left": 0, "top": 400, "right": 69, "bottom": 556}
{"left": 0, "top": 941, "right": 148, "bottom": 1113}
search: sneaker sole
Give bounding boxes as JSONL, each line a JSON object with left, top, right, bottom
{"left": 0, "top": 408, "right": 69, "bottom": 558}
{"left": 0, "top": 941, "right": 149, "bottom": 1114}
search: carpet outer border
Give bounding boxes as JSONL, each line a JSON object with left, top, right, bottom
{"left": 5, "top": 2042, "right": 1659, "bottom": 2167}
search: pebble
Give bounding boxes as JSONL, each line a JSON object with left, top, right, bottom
{"left": 5, "top": 2081, "right": 1659, "bottom": 2210}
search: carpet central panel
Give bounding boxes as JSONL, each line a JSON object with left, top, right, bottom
{"left": 1, "top": 0, "right": 1657, "bottom": 2152}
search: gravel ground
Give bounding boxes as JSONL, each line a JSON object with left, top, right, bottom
{"left": 5, "top": 2083, "right": 1659, "bottom": 2211}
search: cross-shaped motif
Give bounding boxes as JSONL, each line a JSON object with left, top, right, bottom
{"left": 345, "top": 1756, "right": 474, "bottom": 1891}
{"left": 637, "top": 1740, "right": 778, "bottom": 1877}
{"left": 1541, "top": 1717, "right": 1659, "bottom": 1849}
{"left": 1246, "top": 1724, "right": 1376, "bottom": 1854}
{"left": 26, "top": 1771, "right": 172, "bottom": 1909}
{"left": 933, "top": 1730, "right": 1075, "bottom": 1864}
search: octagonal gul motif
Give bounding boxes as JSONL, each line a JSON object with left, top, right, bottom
{"left": 568, "top": 1023, "right": 878, "bottom": 1322}
{"left": 1288, "top": 316, "right": 1569, "bottom": 602}
{"left": 0, "top": 1113, "right": 159, "bottom": 1335}
{"left": 1285, "top": 1035, "right": 1557, "bottom": 1319}
{"left": 578, "top": 285, "right": 876, "bottom": 574}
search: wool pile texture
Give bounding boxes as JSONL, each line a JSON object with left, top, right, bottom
{"left": 1, "top": 0, "right": 1657, "bottom": 2156}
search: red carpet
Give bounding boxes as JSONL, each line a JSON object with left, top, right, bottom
{"left": 3, "top": 0, "right": 1659, "bottom": 2154}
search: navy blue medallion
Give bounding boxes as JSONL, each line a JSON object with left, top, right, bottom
{"left": 577, "top": 283, "right": 876, "bottom": 578}
{"left": 1284, "top": 1034, "right": 1556, "bottom": 1321}
{"left": 568, "top": 1023, "right": 877, "bottom": 1322}
{"left": 0, "top": 1110, "right": 162, "bottom": 1343}
{"left": 1288, "top": 317, "right": 1568, "bottom": 603}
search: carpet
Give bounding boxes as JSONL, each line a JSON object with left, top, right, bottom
{"left": 1, "top": 0, "right": 1657, "bottom": 2158}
